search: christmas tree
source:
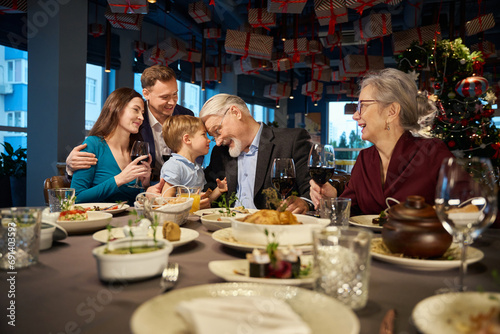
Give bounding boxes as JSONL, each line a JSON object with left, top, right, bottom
{"left": 396, "top": 38, "right": 500, "bottom": 180}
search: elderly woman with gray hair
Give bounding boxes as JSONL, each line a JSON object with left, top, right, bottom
{"left": 310, "top": 68, "right": 453, "bottom": 215}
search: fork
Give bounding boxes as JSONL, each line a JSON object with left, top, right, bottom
{"left": 160, "top": 262, "right": 179, "bottom": 293}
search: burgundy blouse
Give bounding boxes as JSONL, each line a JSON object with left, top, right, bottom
{"left": 341, "top": 131, "right": 453, "bottom": 215}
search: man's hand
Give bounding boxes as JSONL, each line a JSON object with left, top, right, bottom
{"left": 283, "top": 197, "right": 309, "bottom": 214}
{"left": 66, "top": 144, "right": 97, "bottom": 175}
{"left": 310, "top": 179, "right": 337, "bottom": 209}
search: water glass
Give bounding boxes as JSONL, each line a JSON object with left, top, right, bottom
{"left": 320, "top": 197, "right": 351, "bottom": 227}
{"left": 47, "top": 188, "right": 75, "bottom": 212}
{"left": 0, "top": 207, "right": 42, "bottom": 270}
{"left": 177, "top": 186, "right": 202, "bottom": 214}
{"left": 312, "top": 227, "right": 372, "bottom": 310}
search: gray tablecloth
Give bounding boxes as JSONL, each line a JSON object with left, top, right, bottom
{"left": 1, "top": 213, "right": 499, "bottom": 334}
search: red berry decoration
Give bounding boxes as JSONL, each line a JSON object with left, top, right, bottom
{"left": 448, "top": 141, "right": 456, "bottom": 148}
{"left": 434, "top": 82, "right": 441, "bottom": 90}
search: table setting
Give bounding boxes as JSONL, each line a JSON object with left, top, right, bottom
{"left": 1, "top": 156, "right": 499, "bottom": 334}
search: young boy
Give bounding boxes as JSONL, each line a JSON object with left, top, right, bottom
{"left": 160, "top": 115, "right": 227, "bottom": 201}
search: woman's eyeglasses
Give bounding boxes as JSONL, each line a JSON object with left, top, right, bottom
{"left": 356, "top": 100, "right": 379, "bottom": 115}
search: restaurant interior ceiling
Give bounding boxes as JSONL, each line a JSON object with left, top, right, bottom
{"left": 109, "top": 0, "right": 500, "bottom": 77}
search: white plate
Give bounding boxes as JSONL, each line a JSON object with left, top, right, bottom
{"left": 412, "top": 292, "right": 500, "bottom": 334}
{"left": 349, "top": 215, "right": 383, "bottom": 231}
{"left": 57, "top": 211, "right": 113, "bottom": 235}
{"left": 92, "top": 226, "right": 199, "bottom": 248}
{"left": 208, "top": 255, "right": 315, "bottom": 286}
{"left": 371, "top": 240, "right": 484, "bottom": 271}
{"left": 130, "top": 283, "right": 360, "bottom": 334}
{"left": 193, "top": 208, "right": 259, "bottom": 217}
{"left": 212, "top": 228, "right": 313, "bottom": 253}
{"left": 79, "top": 202, "right": 130, "bottom": 215}
{"left": 200, "top": 214, "right": 232, "bottom": 231}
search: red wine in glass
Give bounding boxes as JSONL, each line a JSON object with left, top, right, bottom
{"left": 308, "top": 144, "right": 336, "bottom": 185}
{"left": 129, "top": 141, "right": 149, "bottom": 188}
{"left": 309, "top": 166, "right": 335, "bottom": 185}
{"left": 272, "top": 176, "right": 296, "bottom": 199}
{"left": 271, "top": 158, "right": 296, "bottom": 201}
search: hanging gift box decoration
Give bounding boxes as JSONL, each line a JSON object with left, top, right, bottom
{"left": 195, "top": 67, "right": 218, "bottom": 82}
{"left": 308, "top": 40, "right": 323, "bottom": 55}
{"left": 221, "top": 64, "right": 233, "bottom": 73}
{"left": 0, "top": 0, "right": 27, "bottom": 13}
{"left": 189, "top": 1, "right": 212, "bottom": 24}
{"left": 302, "top": 80, "right": 324, "bottom": 96}
{"left": 204, "top": 28, "right": 221, "bottom": 39}
{"left": 143, "top": 46, "right": 167, "bottom": 66}
{"left": 248, "top": 8, "right": 276, "bottom": 30}
{"left": 89, "top": 23, "right": 105, "bottom": 38}
{"left": 233, "top": 57, "right": 265, "bottom": 75}
{"left": 312, "top": 68, "right": 333, "bottom": 82}
{"left": 346, "top": 0, "right": 385, "bottom": 14}
{"left": 225, "top": 30, "right": 274, "bottom": 60}
{"left": 470, "top": 41, "right": 496, "bottom": 59}
{"left": 455, "top": 76, "right": 489, "bottom": 98}
{"left": 331, "top": 70, "right": 347, "bottom": 82}
{"left": 284, "top": 38, "right": 309, "bottom": 62}
{"left": 107, "top": 0, "right": 149, "bottom": 14}
{"left": 326, "top": 84, "right": 345, "bottom": 94}
{"left": 271, "top": 58, "right": 293, "bottom": 72}
{"left": 182, "top": 50, "right": 202, "bottom": 63}
{"left": 339, "top": 54, "right": 385, "bottom": 77}
{"left": 321, "top": 32, "right": 343, "bottom": 49}
{"left": 133, "top": 40, "right": 148, "bottom": 56}
{"left": 267, "top": 0, "right": 307, "bottom": 14}
{"left": 465, "top": 13, "right": 495, "bottom": 36}
{"left": 353, "top": 13, "right": 392, "bottom": 41}
{"left": 342, "top": 81, "right": 359, "bottom": 97}
{"left": 264, "top": 83, "right": 291, "bottom": 100}
{"left": 105, "top": 7, "right": 144, "bottom": 30}
{"left": 392, "top": 24, "right": 441, "bottom": 54}
{"left": 314, "top": 1, "right": 348, "bottom": 35}
{"left": 158, "top": 37, "right": 188, "bottom": 64}
{"left": 305, "top": 54, "right": 331, "bottom": 69}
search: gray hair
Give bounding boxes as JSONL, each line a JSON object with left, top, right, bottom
{"left": 199, "top": 94, "right": 251, "bottom": 118}
{"left": 360, "top": 68, "right": 437, "bottom": 135}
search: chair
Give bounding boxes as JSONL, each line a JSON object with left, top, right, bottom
{"left": 43, "top": 175, "right": 71, "bottom": 205}
{"left": 330, "top": 170, "right": 351, "bottom": 195}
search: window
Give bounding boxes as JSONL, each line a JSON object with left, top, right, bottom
{"left": 86, "top": 78, "right": 96, "bottom": 103}
{"left": 328, "top": 101, "right": 370, "bottom": 172}
{"left": 247, "top": 104, "right": 274, "bottom": 124}
{"left": 6, "top": 59, "right": 27, "bottom": 84}
{"left": 182, "top": 81, "right": 200, "bottom": 116}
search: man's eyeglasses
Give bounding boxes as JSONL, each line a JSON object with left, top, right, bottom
{"left": 356, "top": 100, "right": 379, "bottom": 115}
{"left": 211, "top": 107, "right": 230, "bottom": 140}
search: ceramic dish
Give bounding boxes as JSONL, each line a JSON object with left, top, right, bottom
{"left": 412, "top": 292, "right": 500, "bottom": 334}
{"left": 371, "top": 239, "right": 484, "bottom": 271}
{"left": 200, "top": 214, "right": 232, "bottom": 231}
{"left": 231, "top": 214, "right": 330, "bottom": 246}
{"left": 193, "top": 208, "right": 258, "bottom": 217}
{"left": 78, "top": 202, "right": 130, "bottom": 215}
{"left": 212, "top": 228, "right": 313, "bottom": 253}
{"left": 208, "top": 255, "right": 315, "bottom": 286}
{"left": 57, "top": 211, "right": 113, "bottom": 235}
{"left": 92, "top": 226, "right": 199, "bottom": 248}
{"left": 130, "top": 283, "right": 360, "bottom": 334}
{"left": 349, "top": 215, "right": 383, "bottom": 231}
{"left": 40, "top": 222, "right": 56, "bottom": 251}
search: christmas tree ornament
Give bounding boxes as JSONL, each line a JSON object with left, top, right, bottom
{"left": 460, "top": 58, "right": 466, "bottom": 65}
{"left": 434, "top": 82, "right": 441, "bottom": 90}
{"left": 447, "top": 91, "right": 456, "bottom": 99}
{"left": 448, "top": 140, "right": 456, "bottom": 148}
{"left": 455, "top": 76, "right": 489, "bottom": 97}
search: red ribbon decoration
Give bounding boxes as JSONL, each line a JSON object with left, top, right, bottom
{"left": 243, "top": 33, "right": 251, "bottom": 59}
{"left": 109, "top": 1, "right": 146, "bottom": 14}
{"left": 210, "top": 0, "right": 215, "bottom": 5}
{"left": 492, "top": 143, "right": 500, "bottom": 159}
{"left": 407, "top": 0, "right": 422, "bottom": 27}
{"left": 354, "top": 0, "right": 379, "bottom": 16}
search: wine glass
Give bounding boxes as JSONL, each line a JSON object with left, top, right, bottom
{"left": 271, "top": 158, "right": 296, "bottom": 203}
{"left": 308, "top": 144, "right": 336, "bottom": 216}
{"left": 129, "top": 141, "right": 150, "bottom": 189}
{"left": 435, "top": 157, "right": 498, "bottom": 292}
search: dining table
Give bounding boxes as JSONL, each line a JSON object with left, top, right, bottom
{"left": 1, "top": 211, "right": 499, "bottom": 334}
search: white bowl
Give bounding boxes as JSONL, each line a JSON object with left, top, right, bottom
{"left": 231, "top": 214, "right": 330, "bottom": 246}
{"left": 92, "top": 237, "right": 173, "bottom": 282}
{"left": 40, "top": 222, "right": 56, "bottom": 251}
{"left": 201, "top": 213, "right": 249, "bottom": 231}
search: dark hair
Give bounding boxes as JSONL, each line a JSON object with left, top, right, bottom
{"left": 141, "top": 65, "right": 177, "bottom": 90}
{"left": 89, "top": 87, "right": 143, "bottom": 145}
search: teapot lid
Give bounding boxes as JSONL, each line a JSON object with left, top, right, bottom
{"left": 388, "top": 196, "right": 437, "bottom": 221}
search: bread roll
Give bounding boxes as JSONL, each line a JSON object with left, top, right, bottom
{"left": 162, "top": 221, "right": 181, "bottom": 241}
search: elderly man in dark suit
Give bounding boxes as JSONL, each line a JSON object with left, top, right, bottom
{"left": 200, "top": 94, "right": 312, "bottom": 214}
{"left": 66, "top": 65, "right": 193, "bottom": 181}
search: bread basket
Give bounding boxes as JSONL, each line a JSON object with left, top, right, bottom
{"left": 134, "top": 188, "right": 194, "bottom": 226}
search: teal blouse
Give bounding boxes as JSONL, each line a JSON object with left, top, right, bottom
{"left": 71, "top": 136, "right": 141, "bottom": 204}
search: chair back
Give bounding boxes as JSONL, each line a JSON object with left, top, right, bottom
{"left": 330, "top": 170, "right": 351, "bottom": 195}
{"left": 43, "top": 175, "right": 71, "bottom": 205}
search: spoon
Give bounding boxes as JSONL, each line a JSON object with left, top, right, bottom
{"left": 160, "top": 262, "right": 179, "bottom": 293}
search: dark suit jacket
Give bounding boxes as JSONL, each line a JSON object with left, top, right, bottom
{"left": 204, "top": 124, "right": 312, "bottom": 209}
{"left": 139, "top": 102, "right": 194, "bottom": 180}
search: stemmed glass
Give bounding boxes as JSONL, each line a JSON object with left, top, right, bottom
{"left": 308, "top": 143, "right": 336, "bottom": 186}
{"left": 271, "top": 158, "right": 296, "bottom": 203}
{"left": 129, "top": 141, "right": 150, "bottom": 189}
{"left": 435, "top": 157, "right": 498, "bottom": 292}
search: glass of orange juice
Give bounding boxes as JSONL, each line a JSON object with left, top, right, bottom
{"left": 177, "top": 186, "right": 201, "bottom": 214}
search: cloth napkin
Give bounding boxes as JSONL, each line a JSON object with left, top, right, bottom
{"left": 176, "top": 296, "right": 311, "bottom": 334}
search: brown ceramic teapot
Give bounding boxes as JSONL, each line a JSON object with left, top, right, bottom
{"left": 381, "top": 195, "right": 453, "bottom": 258}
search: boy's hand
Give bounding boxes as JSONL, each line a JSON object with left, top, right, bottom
{"left": 216, "top": 177, "right": 228, "bottom": 193}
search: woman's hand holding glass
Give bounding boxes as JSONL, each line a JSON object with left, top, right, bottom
{"left": 115, "top": 154, "right": 152, "bottom": 188}
{"left": 309, "top": 180, "right": 338, "bottom": 209}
